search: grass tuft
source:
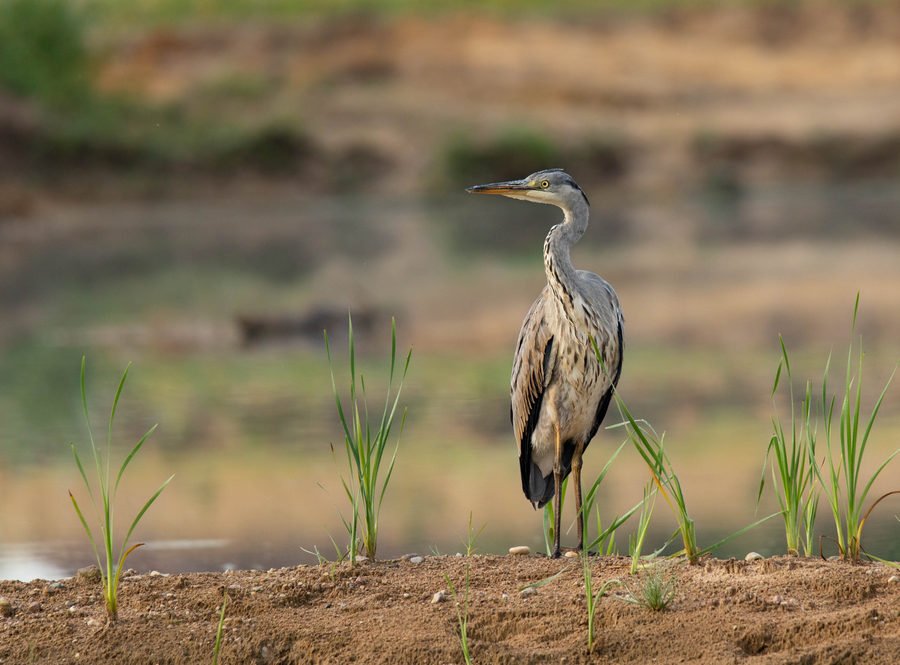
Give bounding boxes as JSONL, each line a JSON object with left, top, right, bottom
{"left": 462, "top": 511, "right": 486, "bottom": 557}
{"left": 620, "top": 565, "right": 677, "bottom": 611}
{"left": 68, "top": 357, "right": 173, "bottom": 621}
{"left": 325, "top": 316, "right": 411, "bottom": 562}
{"left": 814, "top": 295, "right": 898, "bottom": 561}
{"left": 760, "top": 336, "right": 820, "bottom": 556}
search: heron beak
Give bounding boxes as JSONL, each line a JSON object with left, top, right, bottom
{"left": 465, "top": 179, "right": 533, "bottom": 195}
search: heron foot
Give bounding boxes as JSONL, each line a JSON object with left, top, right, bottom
{"left": 551, "top": 547, "right": 562, "bottom": 559}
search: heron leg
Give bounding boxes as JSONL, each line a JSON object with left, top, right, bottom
{"left": 573, "top": 446, "right": 584, "bottom": 551}
{"left": 552, "top": 422, "right": 563, "bottom": 559}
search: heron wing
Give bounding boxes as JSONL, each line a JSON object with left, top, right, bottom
{"left": 510, "top": 288, "right": 556, "bottom": 499}
{"left": 586, "top": 314, "right": 624, "bottom": 444}
{"left": 576, "top": 270, "right": 625, "bottom": 446}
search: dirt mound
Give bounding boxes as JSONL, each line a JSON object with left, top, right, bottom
{"left": 1, "top": 555, "right": 898, "bottom": 664}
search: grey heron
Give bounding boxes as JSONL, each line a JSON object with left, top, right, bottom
{"left": 467, "top": 168, "right": 624, "bottom": 558}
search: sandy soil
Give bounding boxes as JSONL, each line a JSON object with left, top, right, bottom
{"left": 1, "top": 555, "right": 899, "bottom": 664}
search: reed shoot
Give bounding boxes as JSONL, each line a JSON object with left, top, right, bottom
{"left": 760, "top": 336, "right": 820, "bottom": 556}
{"left": 68, "top": 357, "right": 173, "bottom": 621}
{"left": 816, "top": 296, "right": 898, "bottom": 560}
{"left": 445, "top": 567, "right": 473, "bottom": 665}
{"left": 325, "top": 316, "right": 411, "bottom": 561}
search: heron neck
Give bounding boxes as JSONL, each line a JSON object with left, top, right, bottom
{"left": 543, "top": 200, "right": 588, "bottom": 302}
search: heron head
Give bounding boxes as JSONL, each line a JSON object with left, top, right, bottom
{"left": 465, "top": 169, "right": 589, "bottom": 208}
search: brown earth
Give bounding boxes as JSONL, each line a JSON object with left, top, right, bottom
{"left": 1, "top": 555, "right": 899, "bottom": 664}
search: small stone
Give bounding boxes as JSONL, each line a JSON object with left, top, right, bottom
{"left": 431, "top": 590, "right": 447, "bottom": 604}
{"left": 68, "top": 605, "right": 79, "bottom": 614}
{"left": 501, "top": 593, "right": 509, "bottom": 601}
{"left": 745, "top": 552, "right": 764, "bottom": 562}
{"left": 0, "top": 598, "right": 14, "bottom": 618}
{"left": 409, "top": 556, "right": 424, "bottom": 565}
{"left": 564, "top": 550, "right": 580, "bottom": 559}
{"left": 888, "top": 576, "right": 899, "bottom": 584}
{"left": 768, "top": 594, "right": 783, "bottom": 605}
{"left": 724, "top": 586, "right": 737, "bottom": 597}
{"left": 400, "top": 553, "right": 419, "bottom": 561}
{"left": 508, "top": 546, "right": 531, "bottom": 556}
{"left": 77, "top": 565, "right": 102, "bottom": 583}
{"left": 86, "top": 618, "right": 99, "bottom": 627}
{"left": 149, "top": 570, "right": 167, "bottom": 577}
{"left": 27, "top": 601, "right": 42, "bottom": 613}
{"left": 402, "top": 593, "right": 410, "bottom": 599}
{"left": 354, "top": 555, "right": 368, "bottom": 563}
{"left": 520, "top": 587, "right": 537, "bottom": 598}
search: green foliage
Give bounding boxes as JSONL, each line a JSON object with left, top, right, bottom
{"left": 462, "top": 511, "right": 486, "bottom": 557}
{"left": 0, "top": 0, "right": 90, "bottom": 107}
{"left": 581, "top": 441, "right": 643, "bottom": 554}
{"left": 542, "top": 477, "right": 566, "bottom": 557}
{"left": 79, "top": 0, "right": 821, "bottom": 28}
{"left": 68, "top": 357, "right": 174, "bottom": 621}
{"left": 620, "top": 565, "right": 677, "bottom": 611}
{"left": 444, "top": 127, "right": 559, "bottom": 187}
{"left": 760, "top": 336, "right": 820, "bottom": 556}
{"left": 325, "top": 316, "right": 411, "bottom": 561}
{"left": 574, "top": 441, "right": 639, "bottom": 654}
{"left": 629, "top": 481, "right": 658, "bottom": 574}
{"left": 592, "top": 338, "right": 776, "bottom": 564}
{"left": 815, "top": 295, "right": 898, "bottom": 561}
{"left": 212, "top": 591, "right": 229, "bottom": 665}
{"left": 444, "top": 566, "right": 473, "bottom": 665}
{"left": 582, "top": 557, "right": 619, "bottom": 654}
{"left": 613, "top": 395, "right": 701, "bottom": 564}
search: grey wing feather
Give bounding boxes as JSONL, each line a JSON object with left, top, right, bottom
{"left": 510, "top": 287, "right": 556, "bottom": 499}
{"left": 576, "top": 270, "right": 625, "bottom": 445}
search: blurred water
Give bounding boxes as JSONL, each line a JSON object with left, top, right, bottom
{"left": 2, "top": 185, "right": 900, "bottom": 577}
{"left": 4, "top": 515, "right": 898, "bottom": 582}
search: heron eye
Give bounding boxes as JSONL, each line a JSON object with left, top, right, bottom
{"left": 540, "top": 180, "right": 550, "bottom": 189}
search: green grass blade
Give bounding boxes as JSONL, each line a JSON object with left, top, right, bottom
{"left": 70, "top": 444, "right": 96, "bottom": 505}
{"left": 857, "top": 449, "right": 900, "bottom": 511}
{"left": 699, "top": 511, "right": 781, "bottom": 557}
{"left": 119, "top": 474, "right": 174, "bottom": 555}
{"left": 114, "top": 423, "right": 158, "bottom": 494}
{"left": 212, "top": 592, "right": 229, "bottom": 665}
{"left": 68, "top": 491, "right": 102, "bottom": 573}
{"left": 113, "top": 542, "right": 144, "bottom": 590}
{"left": 108, "top": 363, "right": 131, "bottom": 447}
{"left": 519, "top": 567, "right": 568, "bottom": 592}
{"left": 586, "top": 500, "right": 642, "bottom": 553}
{"left": 80, "top": 357, "right": 104, "bottom": 491}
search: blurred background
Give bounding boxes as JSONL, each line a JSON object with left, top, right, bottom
{"left": 1, "top": 0, "right": 900, "bottom": 580}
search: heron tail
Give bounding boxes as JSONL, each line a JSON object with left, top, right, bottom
{"left": 528, "top": 463, "right": 556, "bottom": 509}
{"left": 526, "top": 441, "right": 575, "bottom": 509}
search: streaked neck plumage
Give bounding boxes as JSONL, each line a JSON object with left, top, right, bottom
{"left": 543, "top": 196, "right": 589, "bottom": 306}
